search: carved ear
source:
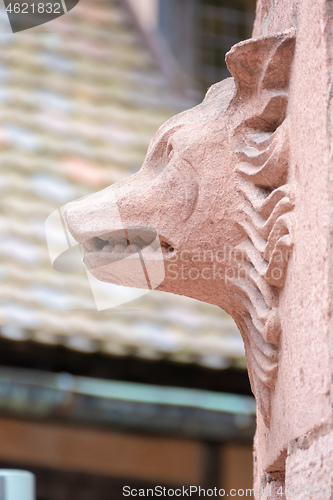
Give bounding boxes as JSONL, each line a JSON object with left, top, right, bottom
{"left": 226, "top": 30, "right": 296, "bottom": 97}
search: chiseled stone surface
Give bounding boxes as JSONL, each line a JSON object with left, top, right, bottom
{"left": 252, "top": 0, "right": 333, "bottom": 497}
{"left": 65, "top": 28, "right": 296, "bottom": 441}
{"left": 286, "top": 430, "right": 333, "bottom": 499}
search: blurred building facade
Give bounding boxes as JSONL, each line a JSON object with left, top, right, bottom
{"left": 128, "top": 0, "right": 256, "bottom": 93}
{"left": 0, "top": 0, "right": 256, "bottom": 498}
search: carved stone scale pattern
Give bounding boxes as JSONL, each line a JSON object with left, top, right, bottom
{"left": 226, "top": 31, "right": 296, "bottom": 426}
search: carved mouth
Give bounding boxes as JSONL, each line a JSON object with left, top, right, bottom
{"left": 82, "top": 227, "right": 175, "bottom": 263}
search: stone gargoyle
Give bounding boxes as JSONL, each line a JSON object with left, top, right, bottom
{"left": 64, "top": 31, "right": 296, "bottom": 427}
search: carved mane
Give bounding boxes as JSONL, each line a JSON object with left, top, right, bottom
{"left": 226, "top": 31, "right": 296, "bottom": 426}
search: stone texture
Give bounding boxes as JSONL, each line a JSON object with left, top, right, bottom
{"left": 286, "top": 430, "right": 333, "bottom": 499}
{"left": 65, "top": 1, "right": 333, "bottom": 497}
{"left": 252, "top": 0, "right": 333, "bottom": 498}
{"left": 65, "top": 30, "right": 296, "bottom": 430}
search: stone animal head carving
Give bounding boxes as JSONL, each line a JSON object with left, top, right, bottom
{"left": 65, "top": 31, "right": 296, "bottom": 427}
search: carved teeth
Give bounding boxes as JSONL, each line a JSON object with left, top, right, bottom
{"left": 127, "top": 227, "right": 157, "bottom": 249}
{"left": 130, "top": 243, "right": 141, "bottom": 253}
{"left": 134, "top": 236, "right": 145, "bottom": 247}
{"left": 129, "top": 236, "right": 155, "bottom": 253}
{"left": 114, "top": 243, "right": 128, "bottom": 254}
{"left": 84, "top": 229, "right": 165, "bottom": 256}
{"left": 102, "top": 244, "right": 114, "bottom": 252}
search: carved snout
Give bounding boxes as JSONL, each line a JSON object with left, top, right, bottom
{"left": 64, "top": 185, "right": 168, "bottom": 289}
{"left": 63, "top": 173, "right": 178, "bottom": 291}
{"left": 64, "top": 186, "right": 175, "bottom": 255}
{"left": 64, "top": 154, "right": 197, "bottom": 263}
{"left": 64, "top": 184, "right": 131, "bottom": 244}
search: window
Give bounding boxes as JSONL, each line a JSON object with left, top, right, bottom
{"left": 158, "top": 0, "right": 256, "bottom": 92}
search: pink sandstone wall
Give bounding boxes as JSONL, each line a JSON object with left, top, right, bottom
{"left": 253, "top": 0, "right": 333, "bottom": 498}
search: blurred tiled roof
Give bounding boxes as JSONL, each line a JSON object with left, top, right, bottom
{"left": 0, "top": 0, "right": 246, "bottom": 370}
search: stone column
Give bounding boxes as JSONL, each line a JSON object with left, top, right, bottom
{"left": 252, "top": 1, "right": 333, "bottom": 498}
